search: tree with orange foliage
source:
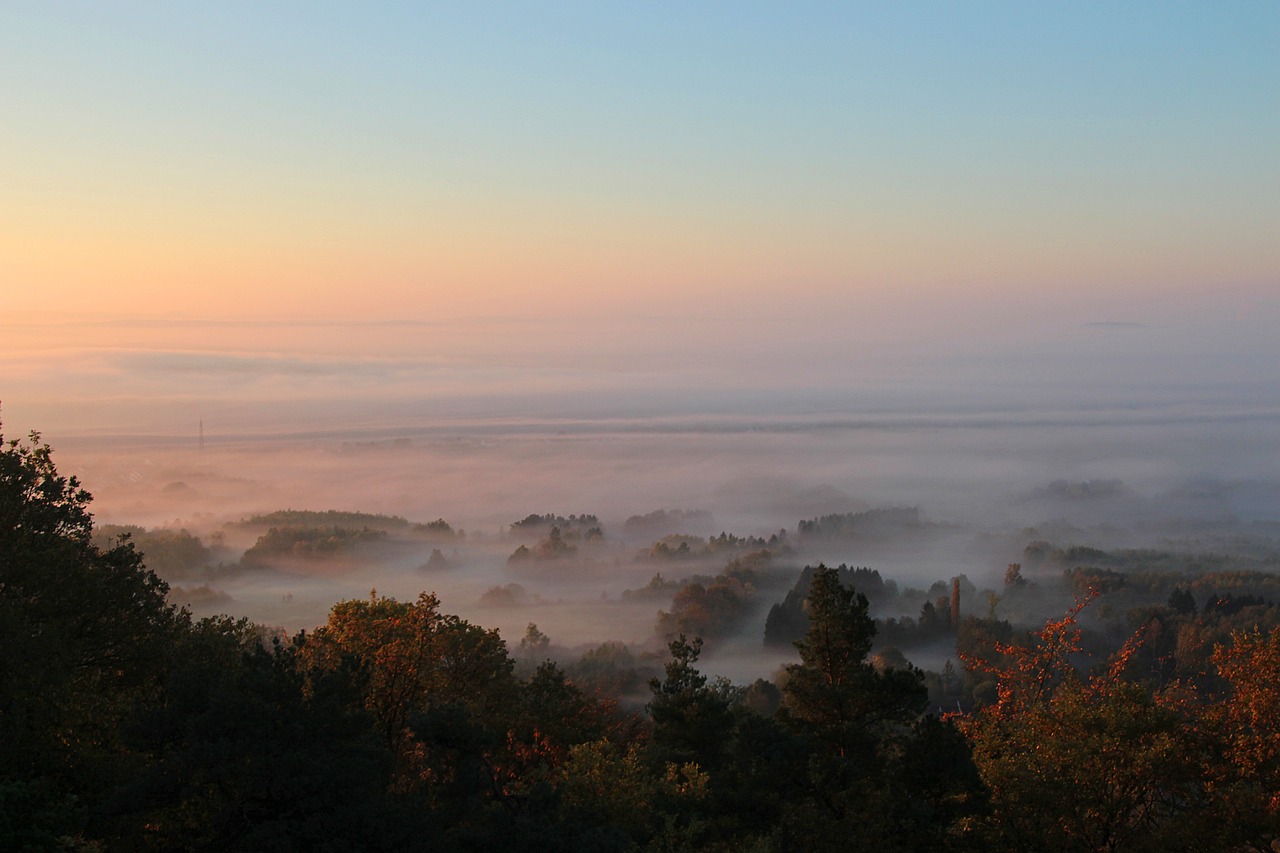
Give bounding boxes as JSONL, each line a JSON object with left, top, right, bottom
{"left": 296, "top": 590, "right": 636, "bottom": 847}
{"left": 298, "top": 591, "right": 517, "bottom": 790}
{"left": 960, "top": 593, "right": 1211, "bottom": 852}
{"left": 1204, "top": 626, "right": 1280, "bottom": 849}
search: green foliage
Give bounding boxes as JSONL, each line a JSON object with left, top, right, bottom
{"left": 0, "top": 428, "right": 184, "bottom": 849}
{"left": 657, "top": 572, "right": 754, "bottom": 645}
{"left": 413, "top": 517, "right": 457, "bottom": 539}
{"left": 740, "top": 679, "right": 782, "bottom": 717}
{"left": 422, "top": 547, "right": 451, "bottom": 570}
{"left": 555, "top": 738, "right": 707, "bottom": 845}
{"left": 508, "top": 526, "right": 578, "bottom": 562}
{"left": 655, "top": 550, "right": 779, "bottom": 647}
{"left": 648, "top": 636, "right": 736, "bottom": 773}
{"left": 637, "top": 531, "right": 787, "bottom": 563}
{"left": 764, "top": 563, "right": 897, "bottom": 647}
{"left": 622, "top": 508, "right": 713, "bottom": 538}
{"left": 769, "top": 566, "right": 987, "bottom": 851}
{"left": 517, "top": 661, "right": 609, "bottom": 747}
{"left": 241, "top": 508, "right": 411, "bottom": 529}
{"left": 111, "top": 620, "right": 419, "bottom": 851}
{"left": 479, "top": 582, "right": 530, "bottom": 607}
{"left": 94, "top": 525, "right": 211, "bottom": 578}
{"left": 782, "top": 565, "right": 926, "bottom": 760}
{"left": 620, "top": 571, "right": 681, "bottom": 602}
{"left": 15, "top": 422, "right": 1280, "bottom": 850}
{"left": 797, "top": 507, "right": 921, "bottom": 539}
{"left": 518, "top": 622, "right": 551, "bottom": 657}
{"left": 0, "top": 777, "right": 99, "bottom": 853}
{"left": 511, "top": 513, "right": 601, "bottom": 535}
{"left": 636, "top": 534, "right": 702, "bottom": 561}
{"left": 565, "top": 642, "right": 650, "bottom": 697}
{"left": 241, "top": 524, "right": 388, "bottom": 564}
{"left": 1167, "top": 586, "right": 1197, "bottom": 614}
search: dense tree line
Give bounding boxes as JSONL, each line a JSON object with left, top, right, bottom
{"left": 6, "top": 428, "right": 1280, "bottom": 850}
{"left": 240, "top": 525, "right": 389, "bottom": 564}
{"left": 622, "top": 510, "right": 714, "bottom": 539}
{"left": 796, "top": 508, "right": 923, "bottom": 540}
{"left": 240, "top": 510, "right": 413, "bottom": 531}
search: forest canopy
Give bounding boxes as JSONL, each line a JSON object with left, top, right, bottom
{"left": 6, "top": 427, "right": 1280, "bottom": 851}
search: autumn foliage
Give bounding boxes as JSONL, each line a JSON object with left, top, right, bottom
{"left": 9, "top": 428, "right": 1280, "bottom": 851}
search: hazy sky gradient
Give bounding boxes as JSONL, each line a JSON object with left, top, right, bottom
{"left": 3, "top": 3, "right": 1278, "bottom": 435}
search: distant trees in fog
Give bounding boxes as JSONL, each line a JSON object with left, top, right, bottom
{"left": 242, "top": 508, "right": 411, "bottom": 530}
{"left": 507, "top": 525, "right": 581, "bottom": 563}
{"left": 797, "top": 506, "right": 922, "bottom": 539}
{"left": 413, "top": 517, "right": 460, "bottom": 540}
{"left": 656, "top": 550, "right": 776, "bottom": 645}
{"left": 635, "top": 530, "right": 788, "bottom": 562}
{"left": 240, "top": 524, "right": 387, "bottom": 564}
{"left": 765, "top": 564, "right": 898, "bottom": 647}
{"left": 12, "top": 426, "right": 1280, "bottom": 850}
{"left": 622, "top": 508, "right": 714, "bottom": 539}
{"left": 94, "top": 524, "right": 210, "bottom": 577}
{"left": 510, "top": 512, "right": 601, "bottom": 536}
{"left": 478, "top": 582, "right": 532, "bottom": 607}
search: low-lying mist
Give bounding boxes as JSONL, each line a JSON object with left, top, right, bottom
{"left": 50, "top": 392, "right": 1280, "bottom": 686}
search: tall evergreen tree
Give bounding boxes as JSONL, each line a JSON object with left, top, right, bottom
{"left": 783, "top": 565, "right": 926, "bottom": 762}
{"left": 778, "top": 565, "right": 950, "bottom": 852}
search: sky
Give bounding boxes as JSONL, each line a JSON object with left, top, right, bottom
{"left": 2, "top": 2, "right": 1278, "bottom": 437}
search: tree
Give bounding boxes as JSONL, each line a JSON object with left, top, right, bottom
{"left": 960, "top": 597, "right": 1209, "bottom": 851}
{"left": 554, "top": 738, "right": 707, "bottom": 847}
{"left": 777, "top": 565, "right": 946, "bottom": 852}
{"left": 783, "top": 565, "right": 926, "bottom": 762}
{"left": 0, "top": 426, "right": 183, "bottom": 849}
{"left": 1167, "top": 587, "right": 1196, "bottom": 615}
{"left": 108, "top": 619, "right": 422, "bottom": 851}
{"left": 298, "top": 591, "right": 517, "bottom": 778}
{"left": 518, "top": 622, "right": 550, "bottom": 661}
{"left": 1204, "top": 626, "right": 1280, "bottom": 849}
{"left": 1003, "top": 563, "right": 1026, "bottom": 589}
{"left": 647, "top": 635, "right": 735, "bottom": 773}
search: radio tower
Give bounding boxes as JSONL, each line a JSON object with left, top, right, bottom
{"left": 199, "top": 419, "right": 204, "bottom": 451}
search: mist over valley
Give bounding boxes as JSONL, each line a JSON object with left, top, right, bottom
{"left": 45, "top": 389, "right": 1280, "bottom": 689}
